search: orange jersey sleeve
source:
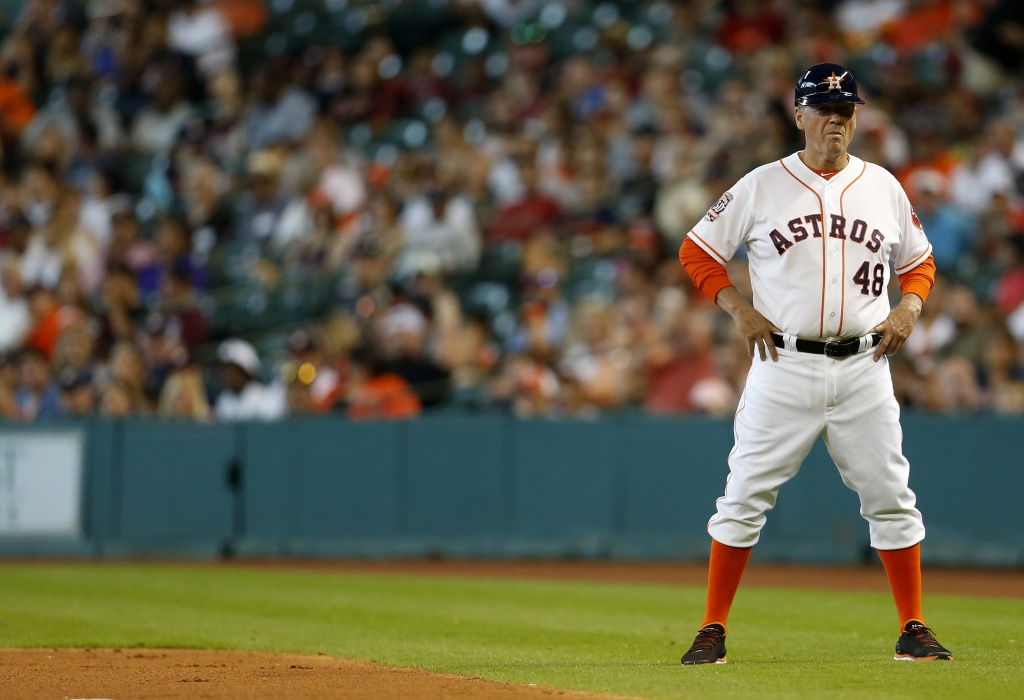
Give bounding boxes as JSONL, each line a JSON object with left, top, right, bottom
{"left": 896, "top": 253, "right": 935, "bottom": 303}
{"left": 680, "top": 236, "right": 733, "bottom": 302}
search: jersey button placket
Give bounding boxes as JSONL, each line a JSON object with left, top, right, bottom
{"left": 827, "top": 242, "right": 840, "bottom": 326}
{"left": 821, "top": 182, "right": 839, "bottom": 413}
{"left": 823, "top": 187, "right": 841, "bottom": 335}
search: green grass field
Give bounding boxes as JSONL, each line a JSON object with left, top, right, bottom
{"left": 0, "top": 563, "right": 1019, "bottom": 699}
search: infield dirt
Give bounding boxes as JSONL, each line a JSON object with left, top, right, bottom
{"left": 0, "top": 648, "right": 643, "bottom": 700}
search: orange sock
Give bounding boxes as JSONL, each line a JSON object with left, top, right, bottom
{"left": 701, "top": 539, "right": 753, "bottom": 631}
{"left": 878, "top": 543, "right": 924, "bottom": 629}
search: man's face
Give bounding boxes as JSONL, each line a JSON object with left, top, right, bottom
{"left": 795, "top": 103, "right": 857, "bottom": 161}
{"left": 63, "top": 384, "right": 95, "bottom": 416}
{"left": 916, "top": 188, "right": 941, "bottom": 215}
{"left": 20, "top": 354, "right": 49, "bottom": 391}
{"left": 1, "top": 261, "right": 22, "bottom": 298}
{"left": 111, "top": 215, "right": 139, "bottom": 245}
{"left": 220, "top": 364, "right": 251, "bottom": 393}
{"left": 250, "top": 175, "right": 277, "bottom": 203}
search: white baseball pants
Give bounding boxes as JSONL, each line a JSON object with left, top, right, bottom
{"left": 707, "top": 345, "right": 925, "bottom": 551}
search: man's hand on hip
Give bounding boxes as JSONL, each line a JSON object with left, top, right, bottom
{"left": 871, "top": 293, "right": 923, "bottom": 361}
{"left": 716, "top": 286, "right": 781, "bottom": 362}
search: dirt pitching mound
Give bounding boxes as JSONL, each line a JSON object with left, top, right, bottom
{"left": 0, "top": 648, "right": 639, "bottom": 700}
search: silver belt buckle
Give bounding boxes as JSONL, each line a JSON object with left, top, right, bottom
{"left": 824, "top": 339, "right": 846, "bottom": 359}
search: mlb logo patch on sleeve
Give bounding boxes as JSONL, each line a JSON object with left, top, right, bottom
{"left": 911, "top": 206, "right": 924, "bottom": 230}
{"left": 705, "top": 191, "right": 734, "bottom": 222}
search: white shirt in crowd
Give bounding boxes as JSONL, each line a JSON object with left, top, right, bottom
{"left": 214, "top": 380, "right": 287, "bottom": 422}
{"left": 167, "top": 4, "right": 235, "bottom": 76}
{"left": 397, "top": 194, "right": 481, "bottom": 276}
{"left": 0, "top": 279, "right": 29, "bottom": 352}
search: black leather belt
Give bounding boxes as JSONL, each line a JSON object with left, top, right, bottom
{"left": 770, "top": 332, "right": 882, "bottom": 359}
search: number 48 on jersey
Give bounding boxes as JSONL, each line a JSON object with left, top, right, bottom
{"left": 854, "top": 261, "right": 885, "bottom": 297}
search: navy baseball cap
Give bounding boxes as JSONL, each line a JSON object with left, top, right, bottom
{"left": 795, "top": 63, "right": 865, "bottom": 106}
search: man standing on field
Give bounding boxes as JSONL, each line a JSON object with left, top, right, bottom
{"left": 677, "top": 63, "right": 953, "bottom": 664}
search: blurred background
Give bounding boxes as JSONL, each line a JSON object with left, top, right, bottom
{"left": 0, "top": 0, "right": 1021, "bottom": 564}
{"left": 1, "top": 0, "right": 1023, "bottom": 422}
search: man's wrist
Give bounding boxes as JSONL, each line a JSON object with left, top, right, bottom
{"left": 901, "top": 293, "right": 923, "bottom": 317}
{"left": 714, "top": 285, "right": 742, "bottom": 315}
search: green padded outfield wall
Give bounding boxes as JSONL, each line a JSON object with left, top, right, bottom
{"left": 0, "top": 415, "right": 1021, "bottom": 565}
{"left": 111, "top": 420, "right": 238, "bottom": 555}
{"left": 240, "top": 418, "right": 403, "bottom": 554}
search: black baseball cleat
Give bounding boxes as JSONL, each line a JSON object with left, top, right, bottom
{"left": 681, "top": 624, "right": 727, "bottom": 665}
{"left": 894, "top": 621, "right": 953, "bottom": 661}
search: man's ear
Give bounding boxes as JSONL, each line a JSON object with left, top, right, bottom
{"left": 794, "top": 106, "right": 804, "bottom": 131}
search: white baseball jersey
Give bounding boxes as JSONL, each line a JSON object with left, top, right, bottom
{"left": 688, "top": 152, "right": 932, "bottom": 340}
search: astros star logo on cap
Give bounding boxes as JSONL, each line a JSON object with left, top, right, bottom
{"left": 826, "top": 72, "right": 845, "bottom": 90}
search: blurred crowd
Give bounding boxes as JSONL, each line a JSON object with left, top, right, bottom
{"left": 1, "top": 0, "right": 1024, "bottom": 423}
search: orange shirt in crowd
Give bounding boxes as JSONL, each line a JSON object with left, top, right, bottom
{"left": 0, "top": 78, "right": 36, "bottom": 137}
{"left": 23, "top": 304, "right": 83, "bottom": 359}
{"left": 346, "top": 373, "right": 421, "bottom": 420}
{"left": 214, "top": 0, "right": 268, "bottom": 37}
{"left": 880, "top": 0, "right": 981, "bottom": 53}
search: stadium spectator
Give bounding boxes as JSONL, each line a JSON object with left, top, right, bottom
{"left": 15, "top": 347, "right": 62, "bottom": 421}
{"left": 94, "top": 261, "right": 144, "bottom": 359}
{"left": 967, "top": 0, "right": 1024, "bottom": 78}
{"left": 98, "top": 376, "right": 136, "bottom": 418}
{"left": 302, "top": 119, "right": 367, "bottom": 223}
{"left": 903, "top": 277, "right": 958, "bottom": 361}
{"left": 559, "top": 299, "right": 630, "bottom": 410}
{"left": 643, "top": 306, "right": 733, "bottom": 416}
{"left": 129, "top": 59, "right": 197, "bottom": 155}
{"left": 979, "top": 325, "right": 1024, "bottom": 413}
{"left": 213, "top": 338, "right": 285, "bottom": 421}
{"left": 199, "top": 66, "right": 248, "bottom": 167}
{"left": 231, "top": 148, "right": 313, "bottom": 260}
{"left": 0, "top": 352, "right": 18, "bottom": 420}
{"left": 282, "top": 328, "right": 343, "bottom": 414}
{"left": 397, "top": 186, "right": 481, "bottom": 278}
{"left": 485, "top": 155, "right": 561, "bottom": 244}
{"left": 167, "top": 0, "right": 235, "bottom": 78}
{"left": 58, "top": 368, "right": 96, "bottom": 417}
{"left": 0, "top": 256, "right": 30, "bottom": 352}
{"left": 22, "top": 284, "right": 82, "bottom": 359}
{"left": 0, "top": 51, "right": 37, "bottom": 144}
{"left": 908, "top": 170, "right": 975, "bottom": 275}
{"left": 345, "top": 345, "right": 421, "bottom": 421}
{"left": 79, "top": 172, "right": 127, "bottom": 251}
{"left": 244, "top": 58, "right": 316, "bottom": 151}
{"left": 948, "top": 124, "right": 1019, "bottom": 217}
{"left": 179, "top": 156, "right": 234, "bottom": 250}
{"left": 157, "top": 357, "right": 210, "bottom": 421}
{"left": 156, "top": 263, "right": 209, "bottom": 352}
{"left": 106, "top": 339, "right": 151, "bottom": 414}
{"left": 52, "top": 320, "right": 94, "bottom": 378}
{"left": 715, "top": 0, "right": 786, "bottom": 55}
{"left": 993, "top": 236, "right": 1024, "bottom": 318}
{"left": 446, "top": 311, "right": 502, "bottom": 406}
{"left": 491, "top": 351, "right": 561, "bottom": 418}
{"left": 375, "top": 298, "right": 452, "bottom": 408}
{"left": 152, "top": 215, "right": 207, "bottom": 291}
